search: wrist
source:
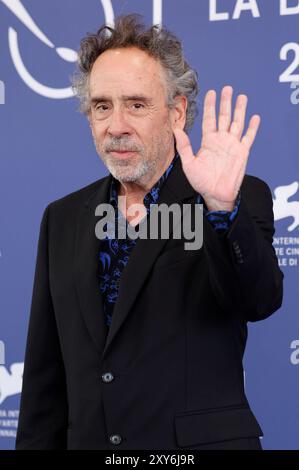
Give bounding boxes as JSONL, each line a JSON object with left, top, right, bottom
{"left": 203, "top": 197, "right": 235, "bottom": 212}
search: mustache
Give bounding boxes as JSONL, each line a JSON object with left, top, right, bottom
{"left": 104, "top": 139, "right": 142, "bottom": 153}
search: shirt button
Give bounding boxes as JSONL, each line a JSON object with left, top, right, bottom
{"left": 109, "top": 434, "right": 122, "bottom": 445}
{"left": 102, "top": 372, "right": 114, "bottom": 383}
{"left": 232, "top": 240, "right": 239, "bottom": 249}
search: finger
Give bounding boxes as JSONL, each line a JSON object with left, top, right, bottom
{"left": 173, "top": 128, "right": 194, "bottom": 166}
{"left": 218, "top": 85, "right": 233, "bottom": 132}
{"left": 241, "top": 115, "right": 261, "bottom": 150}
{"left": 202, "top": 89, "right": 217, "bottom": 135}
{"left": 229, "top": 94, "right": 248, "bottom": 140}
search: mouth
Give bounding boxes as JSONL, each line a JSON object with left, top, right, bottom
{"left": 109, "top": 150, "right": 138, "bottom": 158}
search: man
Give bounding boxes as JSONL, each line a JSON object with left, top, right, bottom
{"left": 16, "top": 14, "right": 283, "bottom": 450}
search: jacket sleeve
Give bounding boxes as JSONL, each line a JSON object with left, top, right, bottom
{"left": 16, "top": 204, "right": 68, "bottom": 449}
{"left": 203, "top": 176, "right": 284, "bottom": 322}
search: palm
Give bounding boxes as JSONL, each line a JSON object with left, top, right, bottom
{"left": 174, "top": 86, "right": 260, "bottom": 210}
{"left": 185, "top": 131, "right": 249, "bottom": 203}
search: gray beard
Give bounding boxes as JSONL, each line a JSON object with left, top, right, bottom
{"left": 99, "top": 151, "right": 159, "bottom": 184}
{"left": 95, "top": 137, "right": 172, "bottom": 184}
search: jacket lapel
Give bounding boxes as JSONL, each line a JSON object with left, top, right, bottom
{"left": 74, "top": 173, "right": 112, "bottom": 356}
{"left": 102, "top": 157, "right": 197, "bottom": 359}
{"left": 74, "top": 157, "right": 197, "bottom": 359}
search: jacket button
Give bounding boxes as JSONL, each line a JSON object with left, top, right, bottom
{"left": 109, "top": 434, "right": 122, "bottom": 445}
{"left": 102, "top": 372, "right": 114, "bottom": 383}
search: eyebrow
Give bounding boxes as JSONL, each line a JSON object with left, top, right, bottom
{"left": 90, "top": 94, "right": 153, "bottom": 105}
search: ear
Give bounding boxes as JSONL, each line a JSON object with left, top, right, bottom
{"left": 170, "top": 95, "right": 187, "bottom": 131}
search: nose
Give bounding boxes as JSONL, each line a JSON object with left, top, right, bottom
{"left": 107, "top": 107, "right": 132, "bottom": 137}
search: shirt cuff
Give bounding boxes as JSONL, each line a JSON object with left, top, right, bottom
{"left": 196, "top": 190, "right": 241, "bottom": 233}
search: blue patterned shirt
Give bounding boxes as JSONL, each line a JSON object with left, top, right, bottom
{"left": 99, "top": 153, "right": 241, "bottom": 326}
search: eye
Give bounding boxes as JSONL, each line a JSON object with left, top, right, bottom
{"left": 95, "top": 104, "right": 109, "bottom": 112}
{"left": 132, "top": 103, "right": 145, "bottom": 109}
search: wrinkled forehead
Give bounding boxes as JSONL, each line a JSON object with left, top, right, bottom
{"left": 89, "top": 47, "right": 168, "bottom": 100}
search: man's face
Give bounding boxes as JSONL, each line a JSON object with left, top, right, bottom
{"left": 88, "top": 46, "right": 180, "bottom": 184}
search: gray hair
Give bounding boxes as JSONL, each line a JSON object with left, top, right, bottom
{"left": 71, "top": 14, "right": 199, "bottom": 132}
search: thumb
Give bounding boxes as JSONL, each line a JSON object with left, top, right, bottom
{"left": 173, "top": 128, "right": 194, "bottom": 166}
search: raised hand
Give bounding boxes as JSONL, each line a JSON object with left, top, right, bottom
{"left": 174, "top": 86, "right": 261, "bottom": 211}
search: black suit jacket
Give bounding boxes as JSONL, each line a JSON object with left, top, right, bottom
{"left": 16, "top": 157, "right": 283, "bottom": 450}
